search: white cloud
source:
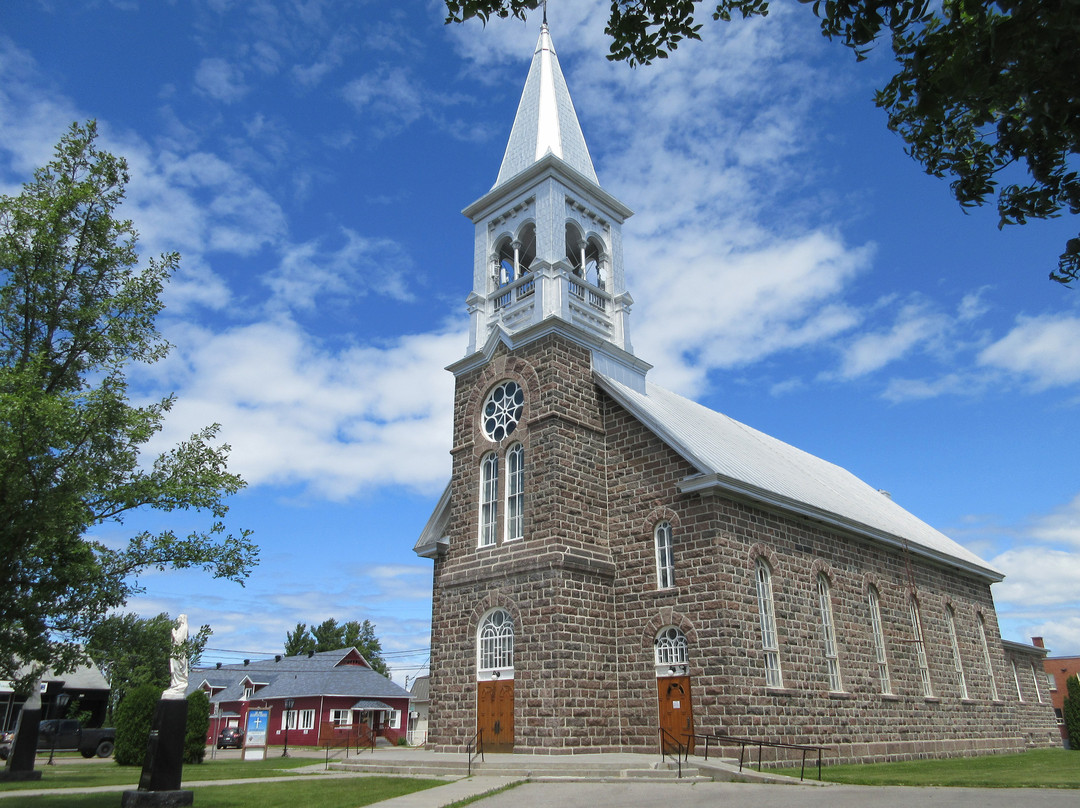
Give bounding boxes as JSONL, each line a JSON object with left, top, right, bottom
{"left": 836, "top": 301, "right": 950, "bottom": 379}
{"left": 992, "top": 547, "right": 1080, "bottom": 607}
{"left": 979, "top": 314, "right": 1080, "bottom": 389}
{"left": 342, "top": 67, "right": 426, "bottom": 134}
{"left": 1028, "top": 493, "right": 1080, "bottom": 548}
{"left": 194, "top": 57, "right": 249, "bottom": 103}
{"left": 140, "top": 318, "right": 463, "bottom": 500}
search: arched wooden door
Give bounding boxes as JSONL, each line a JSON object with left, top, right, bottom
{"left": 477, "top": 679, "right": 514, "bottom": 753}
{"left": 657, "top": 676, "right": 694, "bottom": 754}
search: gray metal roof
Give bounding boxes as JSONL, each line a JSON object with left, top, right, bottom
{"left": 408, "top": 675, "right": 429, "bottom": 703}
{"left": 494, "top": 24, "right": 597, "bottom": 189}
{"left": 351, "top": 699, "right": 392, "bottom": 711}
{"left": 596, "top": 373, "right": 1003, "bottom": 581}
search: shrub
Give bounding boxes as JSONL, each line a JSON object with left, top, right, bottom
{"left": 1065, "top": 675, "right": 1080, "bottom": 751}
{"left": 114, "top": 683, "right": 160, "bottom": 766}
{"left": 185, "top": 690, "right": 210, "bottom": 764}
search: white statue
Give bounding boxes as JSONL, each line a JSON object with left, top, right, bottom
{"left": 163, "top": 614, "right": 189, "bottom": 700}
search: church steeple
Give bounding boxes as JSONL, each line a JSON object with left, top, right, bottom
{"left": 494, "top": 22, "right": 598, "bottom": 189}
{"left": 456, "top": 22, "right": 650, "bottom": 392}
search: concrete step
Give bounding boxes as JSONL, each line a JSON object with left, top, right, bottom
{"left": 328, "top": 757, "right": 707, "bottom": 782}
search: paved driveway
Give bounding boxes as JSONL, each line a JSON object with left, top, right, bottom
{"left": 466, "top": 781, "right": 1071, "bottom": 808}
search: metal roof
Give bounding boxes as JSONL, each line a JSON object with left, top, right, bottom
{"left": 596, "top": 373, "right": 1003, "bottom": 582}
{"left": 494, "top": 23, "right": 597, "bottom": 189}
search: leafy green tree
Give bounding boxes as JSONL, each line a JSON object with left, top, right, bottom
{"left": 445, "top": 1, "right": 1080, "bottom": 285}
{"left": 184, "top": 689, "right": 210, "bottom": 764}
{"left": 1065, "top": 674, "right": 1080, "bottom": 751}
{"left": 0, "top": 120, "right": 257, "bottom": 685}
{"left": 113, "top": 682, "right": 160, "bottom": 766}
{"left": 87, "top": 612, "right": 210, "bottom": 721}
{"left": 283, "top": 618, "right": 388, "bottom": 675}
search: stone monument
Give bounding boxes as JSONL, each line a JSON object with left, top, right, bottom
{"left": 0, "top": 678, "right": 42, "bottom": 782}
{"left": 122, "top": 614, "right": 193, "bottom": 807}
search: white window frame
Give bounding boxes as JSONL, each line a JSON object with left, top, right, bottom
{"left": 755, "top": 560, "right": 783, "bottom": 688}
{"left": 299, "top": 709, "right": 315, "bottom": 731}
{"left": 389, "top": 709, "right": 401, "bottom": 730}
{"left": 909, "top": 598, "right": 933, "bottom": 697}
{"left": 1012, "top": 660, "right": 1024, "bottom": 701}
{"left": 977, "top": 614, "right": 999, "bottom": 700}
{"left": 654, "top": 626, "right": 689, "bottom": 668}
{"left": 1031, "top": 662, "right": 1043, "bottom": 703}
{"left": 281, "top": 710, "right": 298, "bottom": 730}
{"left": 330, "top": 709, "right": 352, "bottom": 726}
{"left": 817, "top": 574, "right": 842, "bottom": 692}
{"left": 478, "top": 608, "right": 514, "bottom": 676}
{"left": 867, "top": 585, "right": 891, "bottom": 695}
{"left": 655, "top": 521, "right": 674, "bottom": 590}
{"left": 479, "top": 452, "right": 499, "bottom": 547}
{"left": 505, "top": 443, "right": 524, "bottom": 542}
{"left": 945, "top": 606, "right": 968, "bottom": 699}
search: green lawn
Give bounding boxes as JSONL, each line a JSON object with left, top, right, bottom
{"left": 803, "top": 748, "right": 1080, "bottom": 788}
{"left": 6, "top": 776, "right": 443, "bottom": 808}
{"left": 0, "top": 757, "right": 316, "bottom": 791}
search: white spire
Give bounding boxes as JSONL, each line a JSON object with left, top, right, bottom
{"left": 494, "top": 23, "right": 598, "bottom": 188}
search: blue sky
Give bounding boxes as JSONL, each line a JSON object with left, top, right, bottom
{"left": 3, "top": 1, "right": 1079, "bottom": 683}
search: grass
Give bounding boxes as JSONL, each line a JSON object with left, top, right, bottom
{"left": 0, "top": 756, "right": 316, "bottom": 791}
{"left": 6, "top": 776, "right": 443, "bottom": 808}
{"left": 779, "top": 748, "right": 1080, "bottom": 788}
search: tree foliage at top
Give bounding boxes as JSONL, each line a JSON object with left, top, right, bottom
{"left": 0, "top": 121, "right": 257, "bottom": 684}
{"left": 444, "top": 1, "right": 1080, "bottom": 285}
{"left": 284, "top": 618, "right": 388, "bottom": 675}
{"left": 87, "top": 612, "right": 210, "bottom": 718}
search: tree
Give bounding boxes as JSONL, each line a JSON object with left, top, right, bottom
{"left": 184, "top": 689, "right": 210, "bottom": 764}
{"left": 0, "top": 121, "right": 257, "bottom": 685}
{"left": 87, "top": 612, "right": 210, "bottom": 720}
{"left": 113, "top": 682, "right": 160, "bottom": 766}
{"left": 445, "top": 1, "right": 1080, "bottom": 285}
{"left": 1065, "top": 674, "right": 1080, "bottom": 751}
{"left": 282, "top": 618, "right": 388, "bottom": 675}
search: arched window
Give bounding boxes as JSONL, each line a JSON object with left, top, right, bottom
{"left": 755, "top": 560, "right": 783, "bottom": 688}
{"left": 479, "top": 453, "right": 498, "bottom": 547}
{"left": 977, "top": 613, "right": 999, "bottom": 700}
{"left": 909, "top": 597, "right": 933, "bottom": 697}
{"left": 505, "top": 443, "right": 524, "bottom": 542}
{"left": 478, "top": 609, "right": 514, "bottom": 673}
{"left": 654, "top": 521, "right": 674, "bottom": 590}
{"left": 1012, "top": 659, "right": 1024, "bottom": 701}
{"left": 654, "top": 626, "right": 688, "bottom": 669}
{"left": 867, "top": 585, "right": 891, "bottom": 695}
{"left": 945, "top": 605, "right": 968, "bottom": 699}
{"left": 817, "top": 574, "right": 842, "bottom": 692}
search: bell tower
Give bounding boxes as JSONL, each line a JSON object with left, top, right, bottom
{"left": 458, "top": 22, "right": 650, "bottom": 391}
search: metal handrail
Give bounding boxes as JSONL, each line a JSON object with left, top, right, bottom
{"left": 322, "top": 725, "right": 375, "bottom": 769}
{"left": 466, "top": 728, "right": 484, "bottom": 776}
{"left": 657, "top": 728, "right": 683, "bottom": 778}
{"left": 709, "top": 733, "right": 829, "bottom": 781}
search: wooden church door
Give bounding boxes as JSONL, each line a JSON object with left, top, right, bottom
{"left": 657, "top": 676, "right": 694, "bottom": 754}
{"left": 477, "top": 679, "right": 514, "bottom": 753}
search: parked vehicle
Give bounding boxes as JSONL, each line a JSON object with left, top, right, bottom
{"left": 0, "top": 729, "right": 13, "bottom": 761}
{"left": 216, "top": 726, "right": 244, "bottom": 749}
{"left": 37, "top": 719, "right": 115, "bottom": 758}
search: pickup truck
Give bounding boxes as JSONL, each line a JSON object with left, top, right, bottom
{"left": 36, "top": 719, "right": 116, "bottom": 758}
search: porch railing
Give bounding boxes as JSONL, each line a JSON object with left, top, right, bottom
{"left": 466, "top": 729, "right": 484, "bottom": 777}
{"left": 656, "top": 727, "right": 683, "bottom": 778}
{"left": 695, "top": 732, "right": 830, "bottom": 781}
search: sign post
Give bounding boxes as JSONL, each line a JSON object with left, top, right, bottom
{"left": 243, "top": 709, "right": 270, "bottom": 761}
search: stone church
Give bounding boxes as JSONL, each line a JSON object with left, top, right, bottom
{"left": 414, "top": 23, "right": 1058, "bottom": 762}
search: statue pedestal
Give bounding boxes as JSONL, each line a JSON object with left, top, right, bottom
{"left": 122, "top": 698, "right": 192, "bottom": 806}
{"left": 0, "top": 706, "right": 42, "bottom": 782}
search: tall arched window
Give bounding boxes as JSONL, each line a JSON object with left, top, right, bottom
{"left": 654, "top": 626, "right": 688, "bottom": 669}
{"left": 909, "top": 597, "right": 933, "bottom": 697}
{"left": 867, "top": 585, "right": 891, "bottom": 694}
{"left": 945, "top": 605, "right": 968, "bottom": 699}
{"left": 654, "top": 521, "right": 674, "bottom": 590}
{"left": 479, "top": 453, "right": 499, "bottom": 547}
{"left": 817, "top": 574, "right": 842, "bottom": 692}
{"left": 505, "top": 443, "right": 524, "bottom": 542}
{"left": 977, "top": 613, "right": 999, "bottom": 700}
{"left": 755, "top": 560, "right": 783, "bottom": 688}
{"left": 478, "top": 609, "right": 514, "bottom": 674}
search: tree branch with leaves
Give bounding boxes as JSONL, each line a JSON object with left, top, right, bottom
{"left": 0, "top": 121, "right": 257, "bottom": 685}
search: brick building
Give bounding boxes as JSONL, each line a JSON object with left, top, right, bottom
{"left": 413, "top": 22, "right": 1059, "bottom": 762}
{"left": 1039, "top": 644, "right": 1080, "bottom": 746}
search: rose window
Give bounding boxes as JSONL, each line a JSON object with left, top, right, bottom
{"left": 482, "top": 381, "right": 524, "bottom": 442}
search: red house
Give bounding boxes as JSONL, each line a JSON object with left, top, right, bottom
{"left": 189, "top": 648, "right": 411, "bottom": 748}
